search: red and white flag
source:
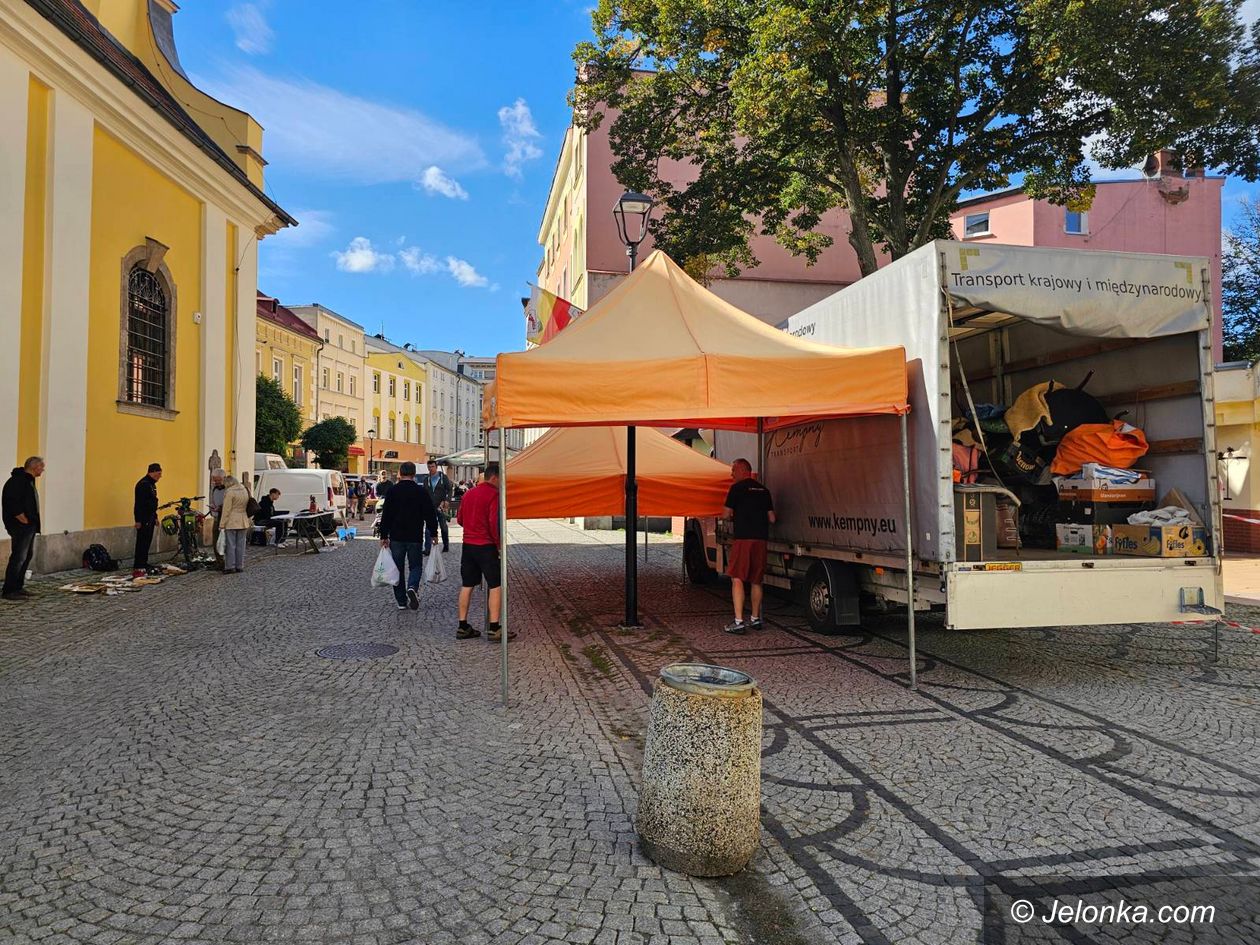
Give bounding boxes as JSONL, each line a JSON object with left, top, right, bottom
{"left": 525, "top": 285, "right": 582, "bottom": 345}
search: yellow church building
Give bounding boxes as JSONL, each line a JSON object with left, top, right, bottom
{"left": 0, "top": 0, "right": 294, "bottom": 571}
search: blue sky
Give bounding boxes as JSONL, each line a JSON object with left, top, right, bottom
{"left": 170, "top": 2, "right": 1260, "bottom": 357}
{"left": 170, "top": 1, "right": 595, "bottom": 355}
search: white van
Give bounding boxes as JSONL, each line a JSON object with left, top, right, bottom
{"left": 254, "top": 452, "right": 287, "bottom": 472}
{"left": 254, "top": 468, "right": 348, "bottom": 532}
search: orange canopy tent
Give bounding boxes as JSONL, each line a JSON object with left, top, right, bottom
{"left": 483, "top": 250, "right": 908, "bottom": 432}
{"left": 481, "top": 250, "right": 915, "bottom": 704}
{"left": 506, "top": 426, "right": 732, "bottom": 520}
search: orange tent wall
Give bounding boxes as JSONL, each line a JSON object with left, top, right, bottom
{"left": 505, "top": 426, "right": 731, "bottom": 519}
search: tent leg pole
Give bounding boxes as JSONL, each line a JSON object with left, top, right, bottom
{"left": 500, "top": 435, "right": 509, "bottom": 706}
{"left": 901, "top": 412, "right": 917, "bottom": 691}
{"left": 625, "top": 426, "right": 639, "bottom": 627}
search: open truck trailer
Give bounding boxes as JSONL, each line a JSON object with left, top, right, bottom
{"left": 686, "top": 241, "right": 1224, "bottom": 632}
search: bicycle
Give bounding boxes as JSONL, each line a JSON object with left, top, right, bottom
{"left": 159, "top": 496, "right": 208, "bottom": 569}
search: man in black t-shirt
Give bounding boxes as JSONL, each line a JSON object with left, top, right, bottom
{"left": 723, "top": 458, "right": 775, "bottom": 634}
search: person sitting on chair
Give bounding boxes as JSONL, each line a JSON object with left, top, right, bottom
{"left": 255, "top": 488, "right": 288, "bottom": 544}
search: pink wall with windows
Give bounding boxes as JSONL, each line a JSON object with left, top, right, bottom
{"left": 582, "top": 117, "right": 868, "bottom": 288}
{"left": 950, "top": 177, "right": 1225, "bottom": 358}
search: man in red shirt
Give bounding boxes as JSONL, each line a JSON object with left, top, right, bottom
{"left": 455, "top": 463, "right": 511, "bottom": 641}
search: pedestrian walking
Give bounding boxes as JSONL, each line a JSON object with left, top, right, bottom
{"left": 219, "top": 475, "right": 252, "bottom": 573}
{"left": 723, "top": 458, "right": 775, "bottom": 634}
{"left": 455, "top": 462, "right": 508, "bottom": 641}
{"left": 2, "top": 456, "right": 44, "bottom": 601}
{"left": 357, "top": 481, "right": 368, "bottom": 519}
{"left": 378, "top": 462, "right": 439, "bottom": 611}
{"left": 133, "top": 462, "right": 162, "bottom": 577}
{"left": 423, "top": 460, "right": 453, "bottom": 552}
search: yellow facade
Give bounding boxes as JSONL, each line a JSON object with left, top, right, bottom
{"left": 365, "top": 349, "right": 429, "bottom": 471}
{"left": 0, "top": 0, "right": 291, "bottom": 571}
{"left": 84, "top": 128, "right": 204, "bottom": 530}
{"left": 255, "top": 316, "right": 321, "bottom": 429}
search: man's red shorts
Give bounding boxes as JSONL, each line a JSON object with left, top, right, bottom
{"left": 726, "top": 539, "right": 767, "bottom": 584}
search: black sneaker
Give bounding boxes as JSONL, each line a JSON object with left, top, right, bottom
{"left": 407, "top": 588, "right": 419, "bottom": 610}
{"left": 456, "top": 625, "right": 481, "bottom": 639}
{"left": 396, "top": 601, "right": 408, "bottom": 610}
{"left": 723, "top": 620, "right": 747, "bottom": 635}
{"left": 441, "top": 545, "right": 450, "bottom": 553}
{"left": 748, "top": 617, "right": 764, "bottom": 631}
{"left": 487, "top": 628, "right": 517, "bottom": 642}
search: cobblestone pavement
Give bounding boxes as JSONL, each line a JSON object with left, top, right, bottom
{"left": 2, "top": 521, "right": 1259, "bottom": 945}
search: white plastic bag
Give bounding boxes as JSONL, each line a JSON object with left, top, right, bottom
{"left": 423, "top": 547, "right": 448, "bottom": 584}
{"left": 215, "top": 529, "right": 226, "bottom": 556}
{"left": 371, "top": 546, "right": 400, "bottom": 587}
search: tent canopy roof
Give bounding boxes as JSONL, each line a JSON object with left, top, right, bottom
{"left": 485, "top": 250, "right": 908, "bottom": 432}
{"left": 506, "top": 426, "right": 732, "bottom": 520}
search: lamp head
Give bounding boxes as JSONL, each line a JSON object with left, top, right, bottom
{"left": 613, "top": 190, "right": 655, "bottom": 247}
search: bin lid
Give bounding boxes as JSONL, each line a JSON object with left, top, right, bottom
{"left": 659, "top": 662, "right": 757, "bottom": 696}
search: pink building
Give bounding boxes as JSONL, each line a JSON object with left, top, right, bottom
{"left": 538, "top": 121, "right": 869, "bottom": 326}
{"left": 948, "top": 161, "right": 1224, "bottom": 358}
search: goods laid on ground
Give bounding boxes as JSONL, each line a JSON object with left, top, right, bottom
{"left": 58, "top": 564, "right": 186, "bottom": 596}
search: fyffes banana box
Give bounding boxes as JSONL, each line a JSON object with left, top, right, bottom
{"left": 1111, "top": 524, "right": 1210, "bottom": 557}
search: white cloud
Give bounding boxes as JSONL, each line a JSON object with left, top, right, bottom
{"left": 446, "top": 256, "right": 489, "bottom": 288}
{"left": 226, "top": 3, "right": 273, "bottom": 55}
{"left": 1243, "top": 0, "right": 1260, "bottom": 28}
{"left": 200, "top": 67, "right": 486, "bottom": 185}
{"left": 333, "top": 237, "right": 395, "bottom": 274}
{"left": 419, "top": 166, "right": 469, "bottom": 200}
{"left": 400, "top": 247, "right": 441, "bottom": 274}
{"left": 498, "top": 98, "right": 542, "bottom": 178}
{"left": 1082, "top": 133, "right": 1144, "bottom": 181}
{"left": 267, "top": 209, "right": 334, "bottom": 248}
{"left": 332, "top": 238, "right": 491, "bottom": 288}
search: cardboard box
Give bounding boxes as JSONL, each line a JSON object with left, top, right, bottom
{"left": 1056, "top": 477, "right": 1156, "bottom": 504}
{"left": 1056, "top": 523, "right": 1112, "bottom": 555}
{"left": 1111, "top": 524, "right": 1211, "bottom": 558}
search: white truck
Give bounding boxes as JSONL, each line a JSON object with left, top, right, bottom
{"left": 685, "top": 241, "right": 1224, "bottom": 632}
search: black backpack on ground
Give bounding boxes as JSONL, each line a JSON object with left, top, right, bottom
{"left": 82, "top": 544, "right": 119, "bottom": 572}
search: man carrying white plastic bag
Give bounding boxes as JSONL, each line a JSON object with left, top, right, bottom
{"left": 374, "top": 461, "right": 440, "bottom": 610}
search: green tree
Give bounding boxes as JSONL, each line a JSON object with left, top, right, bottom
{"left": 300, "top": 416, "right": 358, "bottom": 471}
{"left": 1223, "top": 196, "right": 1260, "bottom": 362}
{"left": 255, "top": 374, "right": 303, "bottom": 457}
{"left": 573, "top": 0, "right": 1260, "bottom": 277}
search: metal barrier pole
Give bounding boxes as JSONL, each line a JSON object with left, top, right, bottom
{"left": 901, "top": 412, "right": 917, "bottom": 691}
{"left": 499, "top": 435, "right": 509, "bottom": 706}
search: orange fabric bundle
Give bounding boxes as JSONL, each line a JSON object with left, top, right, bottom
{"left": 1050, "top": 421, "right": 1149, "bottom": 475}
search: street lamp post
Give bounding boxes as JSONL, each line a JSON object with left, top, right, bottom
{"left": 612, "top": 190, "right": 654, "bottom": 628}
{"left": 367, "top": 428, "right": 376, "bottom": 475}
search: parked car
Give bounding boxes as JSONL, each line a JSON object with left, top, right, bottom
{"left": 254, "top": 468, "right": 348, "bottom": 534}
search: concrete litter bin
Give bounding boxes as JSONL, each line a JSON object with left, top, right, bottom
{"left": 636, "top": 662, "right": 762, "bottom": 876}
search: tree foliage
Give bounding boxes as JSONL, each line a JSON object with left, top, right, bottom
{"left": 573, "top": 0, "right": 1260, "bottom": 277}
{"left": 255, "top": 375, "right": 303, "bottom": 456}
{"left": 300, "top": 416, "right": 358, "bottom": 471}
{"left": 1223, "top": 196, "right": 1260, "bottom": 362}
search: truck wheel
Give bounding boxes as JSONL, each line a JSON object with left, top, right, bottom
{"left": 684, "top": 525, "right": 716, "bottom": 585}
{"left": 803, "top": 562, "right": 838, "bottom": 633}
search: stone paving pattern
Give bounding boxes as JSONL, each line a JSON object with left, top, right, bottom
{"left": 1, "top": 519, "right": 1258, "bottom": 944}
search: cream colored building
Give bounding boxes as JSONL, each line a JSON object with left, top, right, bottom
{"left": 289, "top": 303, "right": 366, "bottom": 435}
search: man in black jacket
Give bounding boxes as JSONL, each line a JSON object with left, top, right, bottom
{"left": 2, "top": 457, "right": 44, "bottom": 601}
{"left": 422, "top": 460, "right": 454, "bottom": 552}
{"left": 379, "top": 461, "right": 439, "bottom": 611}
{"left": 133, "top": 463, "right": 162, "bottom": 577}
